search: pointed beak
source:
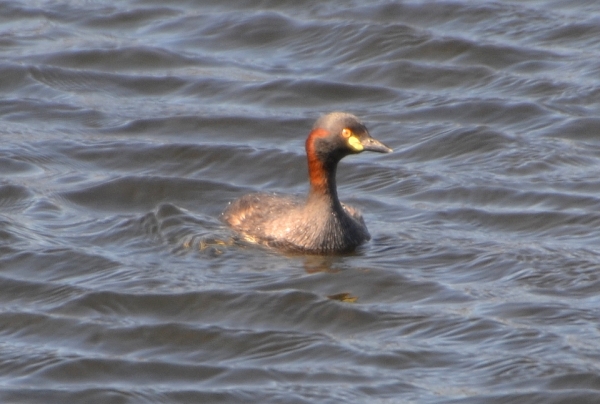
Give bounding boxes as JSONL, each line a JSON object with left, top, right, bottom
{"left": 361, "top": 136, "right": 393, "bottom": 153}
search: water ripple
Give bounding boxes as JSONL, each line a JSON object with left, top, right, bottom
{"left": 2, "top": 0, "right": 600, "bottom": 403}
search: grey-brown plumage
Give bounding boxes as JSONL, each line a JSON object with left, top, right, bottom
{"left": 222, "top": 112, "right": 392, "bottom": 254}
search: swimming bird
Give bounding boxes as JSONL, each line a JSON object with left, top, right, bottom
{"left": 222, "top": 112, "right": 392, "bottom": 254}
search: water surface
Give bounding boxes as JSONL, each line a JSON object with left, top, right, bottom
{"left": 2, "top": 1, "right": 600, "bottom": 403}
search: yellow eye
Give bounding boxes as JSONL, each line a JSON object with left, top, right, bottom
{"left": 342, "top": 128, "right": 352, "bottom": 138}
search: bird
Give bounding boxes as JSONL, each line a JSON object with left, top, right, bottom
{"left": 222, "top": 112, "right": 392, "bottom": 254}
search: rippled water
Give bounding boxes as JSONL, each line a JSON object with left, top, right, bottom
{"left": 2, "top": 1, "right": 600, "bottom": 403}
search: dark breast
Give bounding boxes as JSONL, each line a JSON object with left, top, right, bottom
{"left": 222, "top": 193, "right": 370, "bottom": 254}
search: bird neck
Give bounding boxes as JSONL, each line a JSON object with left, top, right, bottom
{"left": 308, "top": 156, "right": 339, "bottom": 200}
{"left": 305, "top": 129, "right": 343, "bottom": 210}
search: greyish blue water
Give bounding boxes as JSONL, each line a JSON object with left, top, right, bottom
{"left": 1, "top": 0, "right": 600, "bottom": 403}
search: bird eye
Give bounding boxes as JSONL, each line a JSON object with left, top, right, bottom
{"left": 342, "top": 128, "right": 352, "bottom": 138}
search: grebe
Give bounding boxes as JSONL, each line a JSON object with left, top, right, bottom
{"left": 222, "top": 112, "right": 392, "bottom": 254}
